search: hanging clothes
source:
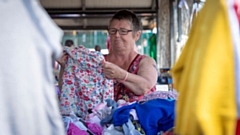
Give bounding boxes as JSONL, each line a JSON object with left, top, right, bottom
{"left": 227, "top": 0, "right": 240, "bottom": 118}
{"left": 0, "top": 1, "right": 65, "bottom": 135}
{"left": 189, "top": 0, "right": 206, "bottom": 32}
{"left": 228, "top": 0, "right": 240, "bottom": 134}
{"left": 60, "top": 46, "right": 114, "bottom": 120}
{"left": 148, "top": 34, "right": 157, "bottom": 62}
{"left": 171, "top": 0, "right": 237, "bottom": 134}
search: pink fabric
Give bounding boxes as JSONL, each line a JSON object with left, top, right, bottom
{"left": 67, "top": 122, "right": 88, "bottom": 135}
{"left": 106, "top": 36, "right": 111, "bottom": 51}
{"left": 89, "top": 102, "right": 110, "bottom": 120}
{"left": 60, "top": 46, "right": 114, "bottom": 120}
{"left": 87, "top": 115, "right": 101, "bottom": 126}
{"left": 234, "top": 0, "right": 240, "bottom": 23}
{"left": 93, "top": 102, "right": 107, "bottom": 111}
{"left": 86, "top": 122, "right": 103, "bottom": 135}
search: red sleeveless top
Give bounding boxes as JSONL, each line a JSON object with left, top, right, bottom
{"left": 105, "top": 54, "right": 156, "bottom": 102}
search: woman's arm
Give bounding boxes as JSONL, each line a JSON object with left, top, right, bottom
{"left": 56, "top": 52, "right": 68, "bottom": 92}
{"left": 58, "top": 65, "right": 65, "bottom": 92}
{"left": 103, "top": 56, "right": 158, "bottom": 95}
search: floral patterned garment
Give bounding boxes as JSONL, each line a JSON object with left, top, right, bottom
{"left": 60, "top": 46, "right": 114, "bottom": 119}
{"left": 138, "top": 90, "right": 179, "bottom": 102}
{"left": 113, "top": 54, "right": 156, "bottom": 102}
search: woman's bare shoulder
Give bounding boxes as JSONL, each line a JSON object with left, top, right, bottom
{"left": 140, "top": 55, "right": 156, "bottom": 65}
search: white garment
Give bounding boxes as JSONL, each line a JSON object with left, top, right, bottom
{"left": 227, "top": 0, "right": 240, "bottom": 116}
{"left": 0, "top": 1, "right": 64, "bottom": 135}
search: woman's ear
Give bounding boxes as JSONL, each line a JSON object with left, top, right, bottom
{"left": 134, "top": 31, "right": 141, "bottom": 41}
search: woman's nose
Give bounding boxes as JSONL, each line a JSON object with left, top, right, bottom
{"left": 115, "top": 30, "right": 120, "bottom": 37}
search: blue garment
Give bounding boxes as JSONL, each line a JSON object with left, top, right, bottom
{"left": 113, "top": 103, "right": 137, "bottom": 126}
{"left": 136, "top": 99, "right": 175, "bottom": 134}
{"left": 105, "top": 99, "right": 118, "bottom": 109}
{"left": 113, "top": 99, "right": 175, "bottom": 135}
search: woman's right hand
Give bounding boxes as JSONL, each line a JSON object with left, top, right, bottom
{"left": 57, "top": 52, "right": 68, "bottom": 66}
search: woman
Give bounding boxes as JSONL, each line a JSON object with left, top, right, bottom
{"left": 102, "top": 10, "right": 158, "bottom": 102}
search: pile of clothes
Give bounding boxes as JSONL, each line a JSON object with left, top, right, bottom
{"left": 62, "top": 90, "right": 178, "bottom": 135}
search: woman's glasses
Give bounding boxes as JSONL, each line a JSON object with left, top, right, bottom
{"left": 108, "top": 28, "right": 133, "bottom": 35}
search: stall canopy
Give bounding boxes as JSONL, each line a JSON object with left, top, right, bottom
{"left": 40, "top": 0, "right": 157, "bottom": 30}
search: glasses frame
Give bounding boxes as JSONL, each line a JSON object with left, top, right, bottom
{"left": 108, "top": 28, "right": 133, "bottom": 35}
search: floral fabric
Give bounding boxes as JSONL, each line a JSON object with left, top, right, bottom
{"left": 138, "top": 90, "right": 178, "bottom": 103}
{"left": 60, "top": 46, "right": 114, "bottom": 119}
{"left": 113, "top": 54, "right": 156, "bottom": 102}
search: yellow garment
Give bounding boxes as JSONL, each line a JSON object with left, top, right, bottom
{"left": 171, "top": 0, "right": 237, "bottom": 134}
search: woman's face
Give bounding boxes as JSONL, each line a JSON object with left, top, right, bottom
{"left": 108, "top": 19, "right": 141, "bottom": 52}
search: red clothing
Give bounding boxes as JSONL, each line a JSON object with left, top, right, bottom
{"left": 236, "top": 119, "right": 240, "bottom": 135}
{"left": 105, "top": 54, "right": 156, "bottom": 102}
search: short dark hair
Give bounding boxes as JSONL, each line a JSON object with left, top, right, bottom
{"left": 65, "top": 39, "right": 74, "bottom": 47}
{"left": 94, "top": 45, "right": 101, "bottom": 52}
{"left": 109, "top": 10, "right": 142, "bottom": 32}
